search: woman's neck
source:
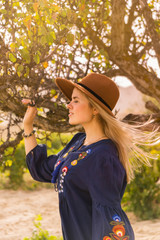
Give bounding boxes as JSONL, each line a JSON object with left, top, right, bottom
{"left": 81, "top": 114, "right": 107, "bottom": 145}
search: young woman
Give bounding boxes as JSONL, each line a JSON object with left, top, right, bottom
{"left": 22, "top": 73, "right": 157, "bottom": 240}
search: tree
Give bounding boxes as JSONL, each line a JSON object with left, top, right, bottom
{"left": 0, "top": 0, "right": 160, "bottom": 158}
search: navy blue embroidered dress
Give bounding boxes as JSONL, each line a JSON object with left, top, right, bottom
{"left": 26, "top": 132, "right": 135, "bottom": 240}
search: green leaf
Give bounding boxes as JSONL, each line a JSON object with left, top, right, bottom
{"left": 0, "top": 9, "right": 7, "bottom": 14}
{"left": 9, "top": 53, "right": 17, "bottom": 63}
{"left": 50, "top": 31, "right": 56, "bottom": 40}
{"left": 20, "top": 49, "right": 31, "bottom": 64}
{"left": 67, "top": 33, "right": 74, "bottom": 46}
{"left": 61, "top": 10, "right": 67, "bottom": 17}
{"left": 38, "top": 25, "right": 47, "bottom": 36}
{"left": 83, "top": 39, "right": 88, "bottom": 46}
{"left": 141, "top": 54, "right": 146, "bottom": 60}
{"left": 35, "top": 214, "right": 42, "bottom": 221}
{"left": 94, "top": 62, "right": 99, "bottom": 68}
{"left": 69, "top": 53, "right": 73, "bottom": 61}
{"left": 25, "top": 66, "right": 30, "bottom": 77}
{"left": 5, "top": 160, "right": 13, "bottom": 167}
{"left": 90, "top": 51, "right": 96, "bottom": 58}
{"left": 85, "top": 52, "right": 89, "bottom": 59}
{"left": 17, "top": 65, "right": 24, "bottom": 72}
{"left": 10, "top": 43, "right": 16, "bottom": 52}
{"left": 50, "top": 89, "right": 56, "bottom": 96}
{"left": 40, "top": 35, "right": 47, "bottom": 45}
{"left": 46, "top": 33, "right": 54, "bottom": 45}
{"left": 13, "top": 2, "right": 20, "bottom": 7}
{"left": 17, "top": 64, "right": 24, "bottom": 77}
{"left": 47, "top": 141, "right": 52, "bottom": 148}
{"left": 37, "top": 107, "right": 43, "bottom": 112}
{"left": 33, "top": 54, "right": 40, "bottom": 64}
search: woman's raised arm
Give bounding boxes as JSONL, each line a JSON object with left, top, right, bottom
{"left": 22, "top": 99, "right": 38, "bottom": 155}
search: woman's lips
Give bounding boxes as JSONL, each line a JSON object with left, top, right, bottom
{"left": 68, "top": 113, "right": 74, "bottom": 117}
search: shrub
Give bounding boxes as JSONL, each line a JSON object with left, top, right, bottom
{"left": 122, "top": 146, "right": 160, "bottom": 220}
{"left": 23, "top": 215, "right": 63, "bottom": 240}
{"left": 1, "top": 142, "right": 27, "bottom": 189}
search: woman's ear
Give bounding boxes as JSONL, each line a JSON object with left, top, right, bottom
{"left": 93, "top": 108, "right": 99, "bottom": 116}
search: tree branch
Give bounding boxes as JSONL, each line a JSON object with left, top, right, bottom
{"left": 0, "top": 130, "right": 23, "bottom": 155}
{"left": 122, "top": 112, "right": 160, "bottom": 131}
{"left": 140, "top": 0, "right": 160, "bottom": 67}
{"left": 111, "top": 0, "right": 126, "bottom": 55}
{"left": 125, "top": 0, "right": 139, "bottom": 52}
{"left": 145, "top": 101, "right": 160, "bottom": 113}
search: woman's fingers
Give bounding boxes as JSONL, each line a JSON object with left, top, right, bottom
{"left": 22, "top": 99, "right": 36, "bottom": 107}
{"left": 22, "top": 99, "right": 31, "bottom": 105}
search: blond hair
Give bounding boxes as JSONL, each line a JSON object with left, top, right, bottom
{"left": 86, "top": 95, "right": 159, "bottom": 182}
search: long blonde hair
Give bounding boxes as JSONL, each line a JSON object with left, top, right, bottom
{"left": 86, "top": 95, "right": 159, "bottom": 183}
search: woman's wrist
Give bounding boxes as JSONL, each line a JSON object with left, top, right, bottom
{"left": 23, "top": 125, "right": 34, "bottom": 134}
{"left": 23, "top": 130, "right": 35, "bottom": 138}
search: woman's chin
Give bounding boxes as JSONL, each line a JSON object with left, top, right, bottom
{"left": 69, "top": 122, "right": 78, "bottom": 125}
{"left": 68, "top": 119, "right": 80, "bottom": 125}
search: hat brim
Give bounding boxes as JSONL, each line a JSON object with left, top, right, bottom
{"left": 55, "top": 77, "right": 115, "bottom": 117}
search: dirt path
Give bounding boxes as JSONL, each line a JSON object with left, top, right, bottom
{"left": 0, "top": 189, "right": 160, "bottom": 240}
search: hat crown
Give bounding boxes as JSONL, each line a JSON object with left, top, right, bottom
{"left": 79, "top": 73, "right": 119, "bottom": 110}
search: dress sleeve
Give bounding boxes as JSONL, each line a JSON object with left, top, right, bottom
{"left": 26, "top": 144, "right": 59, "bottom": 182}
{"left": 87, "top": 148, "right": 126, "bottom": 206}
{"left": 86, "top": 147, "right": 128, "bottom": 239}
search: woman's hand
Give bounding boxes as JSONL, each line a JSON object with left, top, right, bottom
{"left": 22, "top": 99, "right": 37, "bottom": 127}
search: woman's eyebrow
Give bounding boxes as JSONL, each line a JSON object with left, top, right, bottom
{"left": 72, "top": 96, "right": 79, "bottom": 99}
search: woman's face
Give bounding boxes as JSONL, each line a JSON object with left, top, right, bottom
{"left": 67, "top": 87, "right": 96, "bottom": 125}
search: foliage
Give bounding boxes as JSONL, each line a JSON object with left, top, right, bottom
{"left": 0, "top": 132, "right": 73, "bottom": 189}
{"left": 23, "top": 214, "right": 63, "bottom": 240}
{"left": 122, "top": 146, "right": 160, "bottom": 220}
{"left": 38, "top": 132, "right": 73, "bottom": 155}
{"left": 1, "top": 141, "right": 27, "bottom": 189}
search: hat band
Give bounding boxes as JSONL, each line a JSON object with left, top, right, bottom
{"left": 77, "top": 83, "right": 112, "bottom": 111}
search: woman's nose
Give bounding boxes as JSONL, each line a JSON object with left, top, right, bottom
{"left": 66, "top": 101, "right": 72, "bottom": 109}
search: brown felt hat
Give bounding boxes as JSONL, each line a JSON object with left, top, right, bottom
{"left": 55, "top": 73, "right": 120, "bottom": 117}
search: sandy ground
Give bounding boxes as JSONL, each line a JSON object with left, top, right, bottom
{"left": 0, "top": 188, "right": 160, "bottom": 240}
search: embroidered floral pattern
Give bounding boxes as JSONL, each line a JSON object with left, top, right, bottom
{"left": 103, "top": 215, "right": 129, "bottom": 240}
{"left": 71, "top": 160, "right": 78, "bottom": 166}
{"left": 58, "top": 149, "right": 91, "bottom": 193}
{"left": 52, "top": 145, "right": 76, "bottom": 190}
{"left": 53, "top": 146, "right": 76, "bottom": 172}
{"left": 112, "top": 215, "right": 122, "bottom": 222}
{"left": 62, "top": 166, "right": 68, "bottom": 173}
{"left": 62, "top": 146, "right": 75, "bottom": 158}
{"left": 112, "top": 225, "right": 125, "bottom": 237}
{"left": 54, "top": 160, "right": 61, "bottom": 169}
